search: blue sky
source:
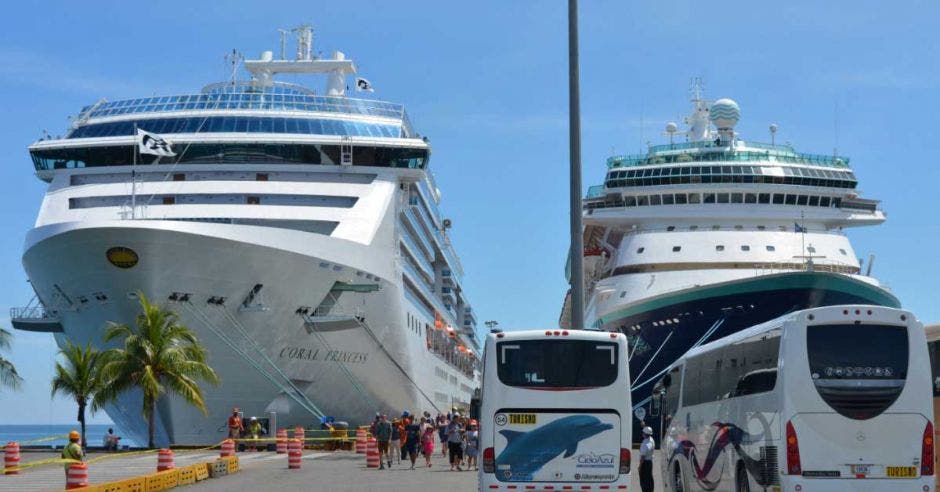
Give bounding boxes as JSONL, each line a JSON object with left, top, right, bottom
{"left": 0, "top": 0, "right": 936, "bottom": 424}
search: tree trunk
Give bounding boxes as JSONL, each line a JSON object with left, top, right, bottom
{"left": 148, "top": 398, "right": 155, "bottom": 449}
{"left": 78, "top": 399, "right": 87, "bottom": 451}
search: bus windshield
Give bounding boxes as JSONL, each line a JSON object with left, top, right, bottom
{"left": 496, "top": 340, "right": 618, "bottom": 388}
{"left": 807, "top": 324, "right": 908, "bottom": 380}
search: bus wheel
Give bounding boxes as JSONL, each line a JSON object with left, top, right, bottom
{"left": 735, "top": 463, "right": 750, "bottom": 492}
{"left": 672, "top": 463, "right": 685, "bottom": 492}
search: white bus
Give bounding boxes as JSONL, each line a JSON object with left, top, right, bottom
{"left": 654, "top": 305, "right": 934, "bottom": 492}
{"left": 478, "top": 329, "right": 632, "bottom": 491}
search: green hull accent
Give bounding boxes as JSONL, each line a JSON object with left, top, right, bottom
{"left": 594, "top": 271, "right": 898, "bottom": 328}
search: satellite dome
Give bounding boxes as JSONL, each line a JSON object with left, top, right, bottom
{"left": 665, "top": 122, "right": 678, "bottom": 133}
{"left": 710, "top": 98, "right": 740, "bottom": 129}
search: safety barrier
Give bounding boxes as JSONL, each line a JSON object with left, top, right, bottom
{"left": 56, "top": 457, "right": 237, "bottom": 492}
{"left": 4, "top": 441, "right": 20, "bottom": 475}
{"left": 219, "top": 439, "right": 235, "bottom": 458}
{"left": 276, "top": 429, "right": 288, "bottom": 454}
{"left": 66, "top": 462, "right": 89, "bottom": 489}
{"left": 156, "top": 449, "right": 174, "bottom": 472}
{"left": 366, "top": 437, "right": 379, "bottom": 468}
{"left": 355, "top": 428, "right": 367, "bottom": 454}
{"left": 288, "top": 449, "right": 302, "bottom": 470}
{"left": 294, "top": 426, "right": 304, "bottom": 448}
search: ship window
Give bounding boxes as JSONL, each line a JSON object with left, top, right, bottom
{"left": 797, "top": 195, "right": 809, "bottom": 205}
{"left": 744, "top": 193, "right": 757, "bottom": 204}
{"left": 712, "top": 225, "right": 721, "bottom": 230}
{"left": 256, "top": 173, "right": 269, "bottom": 181}
{"left": 703, "top": 193, "right": 716, "bottom": 204}
{"left": 741, "top": 245, "right": 751, "bottom": 251}
{"left": 820, "top": 197, "right": 832, "bottom": 207}
{"left": 689, "top": 225, "right": 699, "bottom": 231}
{"left": 717, "top": 193, "right": 730, "bottom": 204}
{"left": 839, "top": 248, "right": 847, "bottom": 255}
{"left": 688, "top": 193, "right": 701, "bottom": 204}
{"left": 649, "top": 195, "right": 661, "bottom": 205}
{"left": 675, "top": 194, "right": 688, "bottom": 204}
{"left": 734, "top": 225, "right": 743, "bottom": 230}
{"left": 757, "top": 225, "right": 766, "bottom": 231}
{"left": 637, "top": 247, "right": 645, "bottom": 254}
{"left": 624, "top": 196, "right": 637, "bottom": 207}
{"left": 672, "top": 246, "right": 681, "bottom": 252}
{"left": 758, "top": 193, "right": 771, "bottom": 204}
{"left": 666, "top": 226, "right": 676, "bottom": 232}
{"left": 784, "top": 194, "right": 796, "bottom": 205}
{"left": 731, "top": 193, "right": 743, "bottom": 203}
{"left": 716, "top": 245, "right": 725, "bottom": 252}
{"left": 662, "top": 194, "right": 675, "bottom": 205}
{"left": 637, "top": 195, "right": 649, "bottom": 206}
{"left": 779, "top": 225, "right": 787, "bottom": 231}
{"left": 172, "top": 173, "right": 185, "bottom": 181}
{"left": 766, "top": 245, "right": 776, "bottom": 251}
{"left": 247, "top": 196, "right": 261, "bottom": 205}
{"left": 772, "top": 194, "right": 785, "bottom": 204}
{"left": 162, "top": 196, "right": 175, "bottom": 205}
{"left": 809, "top": 196, "right": 820, "bottom": 206}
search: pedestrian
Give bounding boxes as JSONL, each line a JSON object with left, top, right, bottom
{"left": 227, "top": 408, "right": 243, "bottom": 440}
{"left": 247, "top": 417, "right": 263, "bottom": 451}
{"left": 465, "top": 420, "right": 479, "bottom": 471}
{"left": 375, "top": 414, "right": 393, "bottom": 469}
{"left": 103, "top": 428, "right": 120, "bottom": 452}
{"left": 639, "top": 426, "right": 655, "bottom": 492}
{"left": 421, "top": 419, "right": 435, "bottom": 467}
{"left": 390, "top": 418, "right": 402, "bottom": 464}
{"left": 369, "top": 412, "right": 380, "bottom": 438}
{"left": 404, "top": 415, "right": 422, "bottom": 470}
{"left": 438, "top": 414, "right": 448, "bottom": 457}
{"left": 62, "top": 431, "right": 83, "bottom": 477}
{"left": 446, "top": 413, "right": 464, "bottom": 471}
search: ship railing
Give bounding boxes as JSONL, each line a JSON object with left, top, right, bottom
{"left": 617, "top": 225, "right": 846, "bottom": 236}
{"left": 9, "top": 305, "right": 58, "bottom": 321}
{"left": 606, "top": 149, "right": 850, "bottom": 169}
{"left": 753, "top": 261, "right": 859, "bottom": 276}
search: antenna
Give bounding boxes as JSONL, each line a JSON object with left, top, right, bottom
{"left": 278, "top": 29, "right": 290, "bottom": 60}
{"left": 769, "top": 123, "right": 778, "bottom": 146}
{"left": 689, "top": 76, "right": 704, "bottom": 101}
{"left": 293, "top": 24, "right": 313, "bottom": 61}
{"left": 224, "top": 49, "right": 244, "bottom": 88}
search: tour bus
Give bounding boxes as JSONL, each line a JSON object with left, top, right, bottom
{"left": 653, "top": 305, "right": 934, "bottom": 492}
{"left": 478, "top": 329, "right": 632, "bottom": 491}
{"left": 926, "top": 324, "right": 940, "bottom": 486}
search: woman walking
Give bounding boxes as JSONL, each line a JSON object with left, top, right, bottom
{"left": 421, "top": 419, "right": 436, "bottom": 467}
{"left": 465, "top": 419, "right": 479, "bottom": 471}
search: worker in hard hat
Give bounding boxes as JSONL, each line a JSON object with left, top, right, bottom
{"left": 227, "top": 408, "right": 243, "bottom": 439}
{"left": 62, "top": 431, "right": 84, "bottom": 476}
{"left": 247, "top": 417, "right": 264, "bottom": 451}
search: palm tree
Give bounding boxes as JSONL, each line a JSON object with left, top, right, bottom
{"left": 0, "top": 328, "right": 23, "bottom": 391}
{"left": 95, "top": 293, "right": 220, "bottom": 448}
{"left": 51, "top": 342, "right": 103, "bottom": 449}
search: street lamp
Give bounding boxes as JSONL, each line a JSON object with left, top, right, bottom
{"left": 485, "top": 320, "right": 500, "bottom": 333}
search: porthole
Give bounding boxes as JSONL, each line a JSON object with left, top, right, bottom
{"left": 839, "top": 248, "right": 847, "bottom": 255}
{"left": 766, "top": 245, "right": 776, "bottom": 252}
{"left": 666, "top": 226, "right": 676, "bottom": 232}
{"left": 716, "top": 245, "right": 725, "bottom": 252}
{"left": 672, "top": 246, "right": 681, "bottom": 252}
{"left": 637, "top": 247, "right": 645, "bottom": 254}
{"left": 741, "top": 245, "right": 750, "bottom": 251}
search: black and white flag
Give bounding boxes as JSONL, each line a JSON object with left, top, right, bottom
{"left": 355, "top": 77, "right": 374, "bottom": 92}
{"left": 137, "top": 128, "right": 176, "bottom": 157}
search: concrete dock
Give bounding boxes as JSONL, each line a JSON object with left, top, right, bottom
{"left": 1, "top": 448, "right": 664, "bottom": 491}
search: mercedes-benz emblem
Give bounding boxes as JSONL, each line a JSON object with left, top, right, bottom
{"left": 856, "top": 431, "right": 866, "bottom": 442}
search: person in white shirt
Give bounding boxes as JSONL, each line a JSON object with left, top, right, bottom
{"left": 639, "top": 426, "right": 655, "bottom": 492}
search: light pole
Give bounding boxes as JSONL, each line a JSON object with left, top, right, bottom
{"left": 568, "top": 0, "right": 585, "bottom": 330}
{"left": 485, "top": 320, "right": 499, "bottom": 333}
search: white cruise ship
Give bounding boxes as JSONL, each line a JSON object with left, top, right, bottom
{"left": 559, "top": 82, "right": 897, "bottom": 436}
{"left": 13, "top": 26, "right": 480, "bottom": 446}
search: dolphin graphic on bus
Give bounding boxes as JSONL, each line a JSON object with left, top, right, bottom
{"left": 496, "top": 415, "right": 614, "bottom": 480}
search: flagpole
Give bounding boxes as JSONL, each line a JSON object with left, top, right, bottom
{"left": 567, "top": 0, "right": 585, "bottom": 330}
{"left": 132, "top": 123, "right": 137, "bottom": 219}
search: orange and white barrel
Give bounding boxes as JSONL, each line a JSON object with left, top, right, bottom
{"left": 4, "top": 442, "right": 20, "bottom": 475}
{"left": 157, "top": 448, "right": 175, "bottom": 471}
{"left": 287, "top": 438, "right": 302, "bottom": 454}
{"left": 65, "top": 462, "right": 89, "bottom": 489}
{"left": 220, "top": 439, "right": 236, "bottom": 458}
{"left": 276, "top": 429, "right": 288, "bottom": 454}
{"left": 355, "top": 428, "right": 367, "bottom": 454}
{"left": 288, "top": 450, "right": 302, "bottom": 469}
{"left": 366, "top": 437, "right": 379, "bottom": 468}
{"left": 294, "top": 426, "right": 305, "bottom": 448}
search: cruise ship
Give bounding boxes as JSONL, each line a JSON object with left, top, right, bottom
{"left": 559, "top": 82, "right": 898, "bottom": 431}
{"left": 13, "top": 26, "right": 480, "bottom": 446}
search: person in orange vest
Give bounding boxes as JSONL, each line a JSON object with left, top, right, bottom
{"left": 61, "top": 431, "right": 83, "bottom": 477}
{"left": 227, "top": 408, "right": 244, "bottom": 439}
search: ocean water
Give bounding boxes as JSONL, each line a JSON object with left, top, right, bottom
{"left": 0, "top": 424, "right": 139, "bottom": 448}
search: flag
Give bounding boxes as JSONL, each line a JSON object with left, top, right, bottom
{"left": 355, "top": 77, "right": 374, "bottom": 92}
{"left": 137, "top": 128, "right": 176, "bottom": 157}
{"left": 794, "top": 222, "right": 805, "bottom": 233}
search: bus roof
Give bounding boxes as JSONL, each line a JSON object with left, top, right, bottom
{"left": 487, "top": 329, "right": 624, "bottom": 343}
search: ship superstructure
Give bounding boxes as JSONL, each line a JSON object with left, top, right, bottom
{"left": 560, "top": 82, "right": 897, "bottom": 432}
{"left": 15, "top": 26, "right": 480, "bottom": 446}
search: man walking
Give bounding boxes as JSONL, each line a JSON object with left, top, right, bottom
{"left": 446, "top": 413, "right": 464, "bottom": 471}
{"left": 639, "top": 426, "right": 655, "bottom": 492}
{"left": 375, "top": 414, "right": 393, "bottom": 469}
{"left": 227, "top": 408, "right": 243, "bottom": 439}
{"left": 62, "top": 431, "right": 83, "bottom": 477}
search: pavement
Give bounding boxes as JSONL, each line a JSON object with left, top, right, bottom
{"left": 1, "top": 447, "right": 665, "bottom": 492}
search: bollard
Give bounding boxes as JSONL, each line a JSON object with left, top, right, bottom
{"left": 220, "top": 439, "right": 236, "bottom": 458}
{"left": 294, "top": 426, "right": 305, "bottom": 449}
{"left": 276, "top": 429, "right": 288, "bottom": 454}
{"left": 4, "top": 442, "right": 20, "bottom": 475}
{"left": 65, "top": 462, "right": 89, "bottom": 489}
{"left": 366, "top": 437, "right": 379, "bottom": 468}
{"left": 288, "top": 450, "right": 302, "bottom": 470}
{"left": 157, "top": 448, "right": 175, "bottom": 471}
{"left": 355, "top": 428, "right": 367, "bottom": 454}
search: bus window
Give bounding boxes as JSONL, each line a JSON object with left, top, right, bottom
{"left": 496, "top": 340, "right": 618, "bottom": 388}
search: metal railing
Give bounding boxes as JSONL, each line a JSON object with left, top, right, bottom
{"left": 9, "top": 305, "right": 58, "bottom": 321}
{"left": 607, "top": 150, "right": 850, "bottom": 169}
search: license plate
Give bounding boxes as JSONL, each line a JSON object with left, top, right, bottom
{"left": 850, "top": 464, "right": 870, "bottom": 475}
{"left": 886, "top": 466, "right": 917, "bottom": 478}
{"left": 508, "top": 414, "right": 536, "bottom": 425}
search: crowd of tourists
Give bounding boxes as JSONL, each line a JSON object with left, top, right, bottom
{"left": 369, "top": 407, "right": 479, "bottom": 471}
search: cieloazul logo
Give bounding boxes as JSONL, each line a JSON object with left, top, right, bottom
{"left": 574, "top": 452, "right": 616, "bottom": 468}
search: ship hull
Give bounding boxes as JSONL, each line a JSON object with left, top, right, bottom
{"left": 23, "top": 220, "right": 475, "bottom": 446}
{"left": 590, "top": 271, "right": 899, "bottom": 441}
